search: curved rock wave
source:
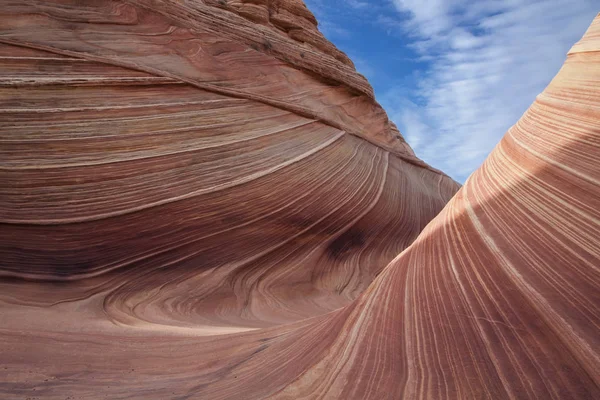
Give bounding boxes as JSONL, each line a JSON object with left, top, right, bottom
{"left": 0, "top": 0, "right": 458, "bottom": 368}
{"left": 0, "top": 1, "right": 599, "bottom": 399}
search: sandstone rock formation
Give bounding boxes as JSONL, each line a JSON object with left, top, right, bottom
{"left": 0, "top": 1, "right": 598, "bottom": 399}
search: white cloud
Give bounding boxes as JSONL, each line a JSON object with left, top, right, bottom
{"left": 392, "top": 0, "right": 453, "bottom": 34}
{"left": 346, "top": 0, "right": 369, "bottom": 9}
{"left": 383, "top": 0, "right": 598, "bottom": 182}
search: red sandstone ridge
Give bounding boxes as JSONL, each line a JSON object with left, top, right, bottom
{"left": 0, "top": 0, "right": 432, "bottom": 169}
{"left": 0, "top": 1, "right": 599, "bottom": 399}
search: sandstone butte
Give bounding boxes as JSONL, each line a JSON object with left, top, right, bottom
{"left": 0, "top": 1, "right": 598, "bottom": 399}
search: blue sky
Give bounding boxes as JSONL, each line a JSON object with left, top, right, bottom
{"left": 304, "top": 0, "right": 598, "bottom": 183}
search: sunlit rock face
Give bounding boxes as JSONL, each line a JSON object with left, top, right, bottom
{"left": 0, "top": 1, "right": 598, "bottom": 399}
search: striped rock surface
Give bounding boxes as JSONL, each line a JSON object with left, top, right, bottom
{"left": 0, "top": 0, "right": 459, "bottom": 397}
{"left": 0, "top": 1, "right": 598, "bottom": 400}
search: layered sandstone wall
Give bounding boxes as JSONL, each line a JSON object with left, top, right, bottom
{"left": 0, "top": 1, "right": 598, "bottom": 399}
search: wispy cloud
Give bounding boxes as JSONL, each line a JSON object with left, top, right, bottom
{"left": 304, "top": 0, "right": 596, "bottom": 182}
{"left": 346, "top": 0, "right": 369, "bottom": 9}
{"left": 383, "top": 0, "right": 598, "bottom": 182}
